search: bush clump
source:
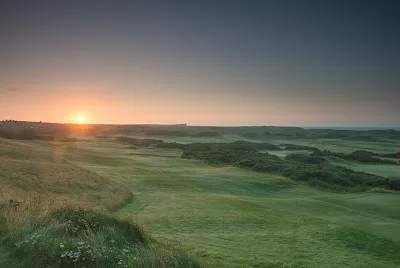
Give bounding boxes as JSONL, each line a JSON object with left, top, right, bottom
{"left": 284, "top": 154, "right": 328, "bottom": 164}
{"left": 387, "top": 178, "right": 400, "bottom": 191}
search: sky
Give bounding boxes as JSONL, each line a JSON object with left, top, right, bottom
{"left": 0, "top": 0, "right": 399, "bottom": 126}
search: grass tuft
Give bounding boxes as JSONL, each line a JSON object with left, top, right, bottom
{"left": 1, "top": 208, "right": 200, "bottom": 268}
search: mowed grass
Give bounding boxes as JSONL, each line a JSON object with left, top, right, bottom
{"left": 56, "top": 140, "right": 400, "bottom": 268}
{"left": 333, "top": 162, "right": 400, "bottom": 178}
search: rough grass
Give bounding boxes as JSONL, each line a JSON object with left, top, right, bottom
{"left": 0, "top": 139, "right": 200, "bottom": 267}
{"left": 0, "top": 208, "right": 199, "bottom": 268}
{"left": 0, "top": 138, "right": 132, "bottom": 215}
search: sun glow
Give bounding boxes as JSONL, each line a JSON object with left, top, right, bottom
{"left": 76, "top": 116, "right": 85, "bottom": 124}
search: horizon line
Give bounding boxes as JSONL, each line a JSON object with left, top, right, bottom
{"left": 1, "top": 120, "right": 399, "bottom": 129}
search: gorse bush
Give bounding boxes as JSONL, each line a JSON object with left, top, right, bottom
{"left": 0, "top": 208, "right": 200, "bottom": 268}
{"left": 379, "top": 152, "right": 400, "bottom": 159}
{"left": 179, "top": 141, "right": 281, "bottom": 166}
{"left": 284, "top": 154, "right": 328, "bottom": 164}
{"left": 387, "top": 178, "right": 400, "bottom": 190}
{"left": 239, "top": 157, "right": 388, "bottom": 191}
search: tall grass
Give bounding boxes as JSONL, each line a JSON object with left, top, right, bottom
{"left": 1, "top": 207, "right": 200, "bottom": 268}
{"left": 0, "top": 193, "right": 99, "bottom": 231}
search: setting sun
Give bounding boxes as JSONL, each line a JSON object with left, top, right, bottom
{"left": 76, "top": 116, "right": 85, "bottom": 124}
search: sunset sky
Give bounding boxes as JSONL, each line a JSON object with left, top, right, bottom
{"left": 1, "top": 0, "right": 399, "bottom": 126}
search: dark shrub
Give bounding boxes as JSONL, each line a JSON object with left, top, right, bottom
{"left": 387, "top": 178, "right": 400, "bottom": 190}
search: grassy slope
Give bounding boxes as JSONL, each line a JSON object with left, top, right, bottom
{"left": 0, "top": 208, "right": 198, "bottom": 268}
{"left": 62, "top": 140, "right": 400, "bottom": 268}
{"left": 0, "top": 138, "right": 199, "bottom": 268}
{"left": 0, "top": 138, "right": 131, "bottom": 210}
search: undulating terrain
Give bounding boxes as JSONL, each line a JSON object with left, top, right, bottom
{"left": 0, "top": 123, "right": 399, "bottom": 267}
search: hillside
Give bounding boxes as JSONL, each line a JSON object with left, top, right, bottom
{"left": 0, "top": 138, "right": 199, "bottom": 267}
{"left": 0, "top": 138, "right": 131, "bottom": 211}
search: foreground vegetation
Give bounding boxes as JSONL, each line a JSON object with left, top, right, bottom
{"left": 0, "top": 139, "right": 199, "bottom": 267}
{"left": 0, "top": 208, "right": 198, "bottom": 268}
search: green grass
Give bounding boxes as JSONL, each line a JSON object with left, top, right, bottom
{"left": 56, "top": 140, "right": 400, "bottom": 268}
{"left": 0, "top": 138, "right": 131, "bottom": 210}
{"left": 265, "top": 138, "right": 400, "bottom": 154}
{"left": 265, "top": 150, "right": 311, "bottom": 158}
{"left": 333, "top": 162, "right": 400, "bottom": 178}
{"left": 0, "top": 208, "right": 199, "bottom": 268}
{"left": 0, "top": 138, "right": 200, "bottom": 267}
